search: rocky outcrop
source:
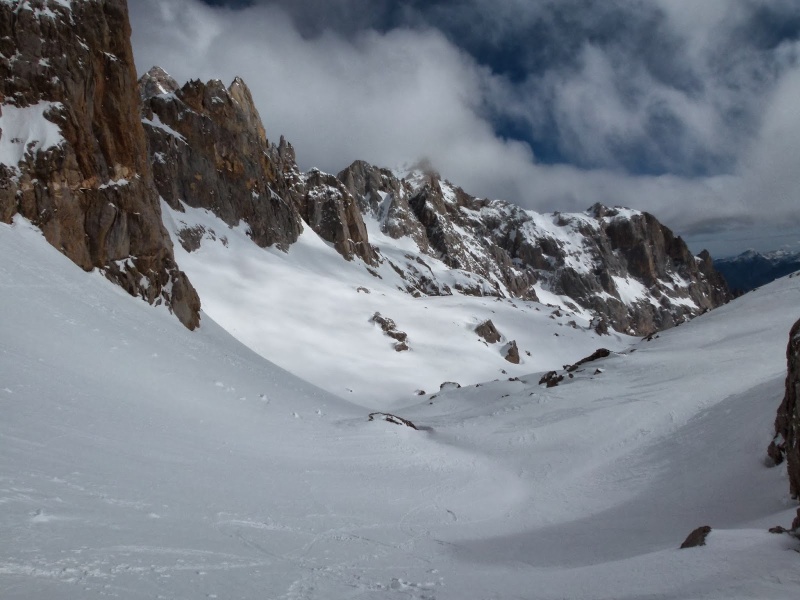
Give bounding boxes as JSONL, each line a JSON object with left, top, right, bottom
{"left": 370, "top": 312, "right": 408, "bottom": 351}
{"left": 339, "top": 163, "right": 730, "bottom": 335}
{"left": 503, "top": 340, "right": 520, "bottom": 364}
{"left": 139, "top": 69, "right": 304, "bottom": 251}
{"left": 141, "top": 69, "right": 376, "bottom": 264}
{"left": 768, "top": 318, "right": 800, "bottom": 498}
{"left": 0, "top": 0, "right": 200, "bottom": 329}
{"left": 300, "top": 169, "right": 376, "bottom": 263}
{"left": 680, "top": 525, "right": 712, "bottom": 549}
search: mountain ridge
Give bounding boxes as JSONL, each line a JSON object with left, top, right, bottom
{"left": 139, "top": 65, "right": 731, "bottom": 336}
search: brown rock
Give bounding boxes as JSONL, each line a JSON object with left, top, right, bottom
{"left": 565, "top": 348, "right": 611, "bottom": 372}
{"left": 0, "top": 0, "right": 200, "bottom": 329}
{"left": 301, "top": 169, "right": 376, "bottom": 264}
{"left": 368, "top": 412, "right": 418, "bottom": 430}
{"left": 539, "top": 371, "right": 564, "bottom": 388}
{"left": 475, "top": 319, "right": 502, "bottom": 344}
{"left": 770, "top": 318, "right": 800, "bottom": 498}
{"left": 680, "top": 525, "right": 712, "bottom": 549}
{"left": 504, "top": 340, "right": 521, "bottom": 364}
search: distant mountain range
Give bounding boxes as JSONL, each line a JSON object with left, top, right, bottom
{"left": 715, "top": 246, "right": 800, "bottom": 295}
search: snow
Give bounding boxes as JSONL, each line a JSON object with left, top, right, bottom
{"left": 162, "top": 201, "right": 630, "bottom": 405}
{"left": 142, "top": 113, "right": 186, "bottom": 143}
{"left": 0, "top": 102, "right": 64, "bottom": 169}
{"left": 1, "top": 216, "right": 800, "bottom": 598}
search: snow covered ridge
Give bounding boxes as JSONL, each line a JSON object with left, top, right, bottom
{"left": 716, "top": 244, "right": 800, "bottom": 295}
{"left": 2, "top": 213, "right": 800, "bottom": 599}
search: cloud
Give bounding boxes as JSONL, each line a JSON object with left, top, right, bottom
{"left": 129, "top": 0, "right": 800, "bottom": 257}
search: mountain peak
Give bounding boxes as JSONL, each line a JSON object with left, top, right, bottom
{"left": 138, "top": 66, "right": 179, "bottom": 101}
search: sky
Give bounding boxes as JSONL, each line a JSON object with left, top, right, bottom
{"left": 129, "top": 0, "right": 800, "bottom": 257}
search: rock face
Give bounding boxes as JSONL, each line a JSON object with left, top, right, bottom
{"left": 680, "top": 525, "right": 712, "bottom": 549}
{"left": 140, "top": 68, "right": 376, "bottom": 264}
{"left": 0, "top": 0, "right": 200, "bottom": 329}
{"left": 769, "top": 318, "right": 800, "bottom": 499}
{"left": 339, "top": 164, "right": 730, "bottom": 335}
{"left": 475, "top": 319, "right": 502, "bottom": 344}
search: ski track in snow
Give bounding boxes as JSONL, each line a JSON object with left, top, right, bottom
{"left": 1, "top": 218, "right": 800, "bottom": 599}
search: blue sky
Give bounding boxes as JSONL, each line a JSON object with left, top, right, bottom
{"left": 130, "top": 0, "right": 800, "bottom": 257}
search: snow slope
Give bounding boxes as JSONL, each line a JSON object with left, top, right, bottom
{"left": 2, "top": 218, "right": 800, "bottom": 599}
{"left": 162, "top": 201, "right": 632, "bottom": 406}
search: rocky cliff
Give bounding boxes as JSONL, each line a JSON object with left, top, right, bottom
{"left": 769, "top": 318, "right": 800, "bottom": 499}
{"left": 139, "top": 68, "right": 375, "bottom": 264}
{"left": 0, "top": 0, "right": 200, "bottom": 328}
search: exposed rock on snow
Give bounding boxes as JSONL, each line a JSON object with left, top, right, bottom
{"left": 768, "top": 318, "right": 800, "bottom": 498}
{"left": 340, "top": 165, "right": 731, "bottom": 335}
{"left": 565, "top": 348, "right": 612, "bottom": 372}
{"left": 0, "top": 0, "right": 200, "bottom": 329}
{"left": 136, "top": 63, "right": 730, "bottom": 336}
{"left": 680, "top": 525, "right": 712, "bottom": 548}
{"left": 475, "top": 319, "right": 502, "bottom": 344}
{"left": 367, "top": 412, "right": 419, "bottom": 430}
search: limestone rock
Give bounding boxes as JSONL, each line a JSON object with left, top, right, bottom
{"left": 0, "top": 0, "right": 200, "bottom": 329}
{"left": 368, "top": 412, "right": 418, "bottom": 430}
{"left": 140, "top": 69, "right": 304, "bottom": 251}
{"left": 770, "top": 318, "right": 800, "bottom": 498}
{"left": 503, "top": 340, "right": 520, "bottom": 364}
{"left": 371, "top": 312, "right": 408, "bottom": 351}
{"left": 475, "top": 319, "right": 502, "bottom": 344}
{"left": 439, "top": 382, "right": 461, "bottom": 391}
{"left": 565, "top": 348, "right": 611, "bottom": 372}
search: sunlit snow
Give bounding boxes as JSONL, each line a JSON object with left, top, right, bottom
{"left": 2, "top": 216, "right": 800, "bottom": 599}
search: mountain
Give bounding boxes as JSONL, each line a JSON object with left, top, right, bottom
{"left": 0, "top": 0, "right": 200, "bottom": 328}
{"left": 2, "top": 208, "right": 799, "bottom": 599}
{"left": 138, "top": 66, "right": 730, "bottom": 334}
{"left": 715, "top": 246, "right": 800, "bottom": 295}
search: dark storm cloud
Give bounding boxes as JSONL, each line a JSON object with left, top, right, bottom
{"left": 130, "top": 0, "right": 800, "bottom": 255}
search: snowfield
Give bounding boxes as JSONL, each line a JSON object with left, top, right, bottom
{"left": 2, "top": 217, "right": 800, "bottom": 599}
{"left": 161, "top": 201, "right": 633, "bottom": 406}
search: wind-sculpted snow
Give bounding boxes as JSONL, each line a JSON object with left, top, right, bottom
{"left": 2, "top": 214, "right": 799, "bottom": 599}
